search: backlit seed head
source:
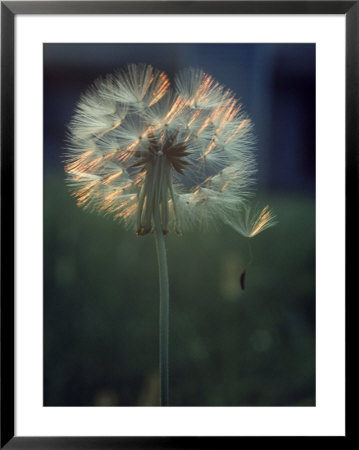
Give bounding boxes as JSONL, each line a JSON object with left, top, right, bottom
{"left": 64, "top": 64, "right": 274, "bottom": 236}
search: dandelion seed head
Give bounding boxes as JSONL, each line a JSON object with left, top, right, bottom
{"left": 64, "top": 63, "right": 272, "bottom": 236}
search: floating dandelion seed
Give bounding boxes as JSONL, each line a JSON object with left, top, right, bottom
{"left": 64, "top": 63, "right": 276, "bottom": 406}
{"left": 225, "top": 205, "right": 277, "bottom": 291}
{"left": 226, "top": 205, "right": 278, "bottom": 238}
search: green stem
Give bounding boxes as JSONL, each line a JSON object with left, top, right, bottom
{"left": 168, "top": 171, "right": 182, "bottom": 236}
{"left": 153, "top": 204, "right": 169, "bottom": 406}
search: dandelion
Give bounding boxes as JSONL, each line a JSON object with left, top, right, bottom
{"left": 64, "top": 63, "right": 276, "bottom": 406}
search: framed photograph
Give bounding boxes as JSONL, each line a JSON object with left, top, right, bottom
{"left": 1, "top": 1, "right": 354, "bottom": 447}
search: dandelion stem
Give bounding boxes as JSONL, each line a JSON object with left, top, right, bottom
{"left": 153, "top": 201, "right": 169, "bottom": 406}
{"left": 136, "top": 180, "right": 147, "bottom": 234}
{"left": 168, "top": 172, "right": 182, "bottom": 235}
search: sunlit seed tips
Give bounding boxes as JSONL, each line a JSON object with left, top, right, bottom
{"left": 225, "top": 205, "right": 278, "bottom": 238}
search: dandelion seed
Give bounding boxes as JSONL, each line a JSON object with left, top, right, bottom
{"left": 175, "top": 67, "right": 232, "bottom": 109}
{"left": 102, "top": 64, "right": 170, "bottom": 109}
{"left": 226, "top": 205, "right": 278, "bottom": 238}
{"left": 240, "top": 270, "right": 246, "bottom": 290}
{"left": 230, "top": 206, "right": 277, "bottom": 291}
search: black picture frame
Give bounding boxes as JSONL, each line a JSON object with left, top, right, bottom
{"left": 1, "top": 1, "right": 355, "bottom": 447}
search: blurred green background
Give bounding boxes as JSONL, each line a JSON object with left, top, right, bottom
{"left": 44, "top": 176, "right": 315, "bottom": 406}
{"left": 44, "top": 44, "right": 315, "bottom": 406}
